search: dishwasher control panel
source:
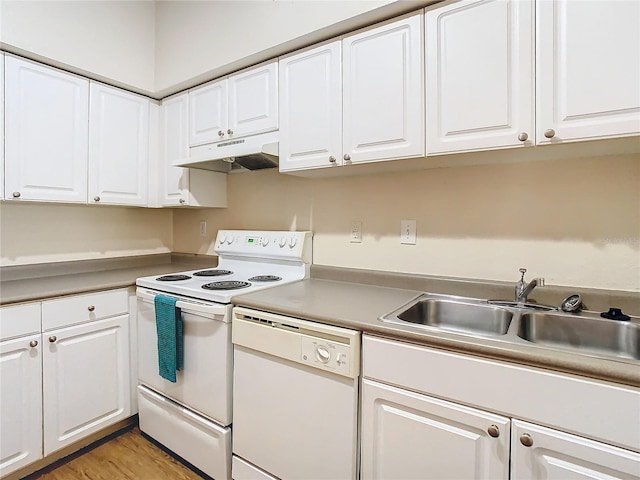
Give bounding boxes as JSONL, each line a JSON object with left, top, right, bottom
{"left": 301, "top": 336, "right": 352, "bottom": 376}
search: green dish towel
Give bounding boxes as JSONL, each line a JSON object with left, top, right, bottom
{"left": 154, "top": 295, "right": 183, "bottom": 383}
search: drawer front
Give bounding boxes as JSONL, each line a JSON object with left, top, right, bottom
{"left": 42, "top": 289, "right": 128, "bottom": 331}
{"left": 0, "top": 302, "right": 41, "bottom": 340}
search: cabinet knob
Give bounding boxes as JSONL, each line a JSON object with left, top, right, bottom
{"left": 12, "top": 191, "right": 21, "bottom": 198}
{"left": 517, "top": 132, "right": 528, "bottom": 142}
{"left": 94, "top": 196, "right": 101, "bottom": 202}
{"left": 29, "top": 340, "right": 38, "bottom": 348}
{"left": 218, "top": 130, "right": 224, "bottom": 137}
{"left": 227, "top": 129, "right": 233, "bottom": 135}
{"left": 343, "top": 154, "right": 351, "bottom": 161}
{"left": 179, "top": 198, "right": 186, "bottom": 204}
{"left": 487, "top": 425, "right": 500, "bottom": 438}
{"left": 88, "top": 305, "right": 95, "bottom": 312}
{"left": 48, "top": 336, "right": 57, "bottom": 343}
{"left": 544, "top": 129, "right": 556, "bottom": 139}
{"left": 520, "top": 433, "right": 534, "bottom": 447}
{"left": 329, "top": 156, "right": 337, "bottom": 164}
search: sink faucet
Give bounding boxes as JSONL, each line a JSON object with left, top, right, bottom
{"left": 515, "top": 268, "right": 545, "bottom": 303}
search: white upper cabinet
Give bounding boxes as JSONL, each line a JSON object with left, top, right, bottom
{"left": 0, "top": 52, "right": 4, "bottom": 200}
{"left": 159, "top": 93, "right": 227, "bottom": 208}
{"left": 228, "top": 61, "right": 278, "bottom": 138}
{"left": 511, "top": 420, "right": 640, "bottom": 480}
{"left": 425, "top": 0, "right": 534, "bottom": 154}
{"left": 189, "top": 60, "right": 278, "bottom": 147}
{"left": 89, "top": 82, "right": 149, "bottom": 206}
{"left": 536, "top": 0, "right": 640, "bottom": 143}
{"left": 4, "top": 56, "right": 89, "bottom": 203}
{"left": 279, "top": 41, "right": 343, "bottom": 172}
{"left": 189, "top": 78, "right": 227, "bottom": 147}
{"left": 343, "top": 12, "right": 424, "bottom": 164}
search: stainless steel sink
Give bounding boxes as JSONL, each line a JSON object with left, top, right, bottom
{"left": 381, "top": 295, "right": 513, "bottom": 336}
{"left": 517, "top": 312, "right": 640, "bottom": 360}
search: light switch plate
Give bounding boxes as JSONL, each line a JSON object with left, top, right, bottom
{"left": 401, "top": 220, "right": 416, "bottom": 244}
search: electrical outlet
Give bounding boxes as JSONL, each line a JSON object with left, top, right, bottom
{"left": 350, "top": 221, "right": 362, "bottom": 243}
{"left": 400, "top": 220, "right": 416, "bottom": 245}
{"left": 199, "top": 221, "right": 207, "bottom": 238}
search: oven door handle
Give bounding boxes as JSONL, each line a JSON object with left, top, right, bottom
{"left": 136, "top": 287, "right": 229, "bottom": 317}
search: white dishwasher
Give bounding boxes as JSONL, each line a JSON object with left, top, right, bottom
{"left": 231, "top": 306, "right": 361, "bottom": 480}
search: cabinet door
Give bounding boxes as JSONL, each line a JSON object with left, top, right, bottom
{"left": 88, "top": 83, "right": 149, "bottom": 206}
{"left": 279, "top": 41, "right": 342, "bottom": 172}
{"left": 361, "top": 379, "right": 510, "bottom": 480}
{"left": 42, "top": 315, "right": 130, "bottom": 455}
{"left": 1, "top": 53, "right": 4, "bottom": 200}
{"left": 536, "top": 0, "right": 640, "bottom": 143}
{"left": 0, "top": 334, "right": 43, "bottom": 476}
{"left": 160, "top": 92, "right": 190, "bottom": 206}
{"left": 228, "top": 60, "right": 278, "bottom": 139}
{"left": 5, "top": 56, "right": 89, "bottom": 203}
{"left": 426, "top": 0, "right": 534, "bottom": 154}
{"left": 189, "top": 79, "right": 227, "bottom": 146}
{"left": 512, "top": 420, "right": 640, "bottom": 479}
{"left": 343, "top": 12, "right": 424, "bottom": 164}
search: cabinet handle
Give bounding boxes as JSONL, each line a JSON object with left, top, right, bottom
{"left": 520, "top": 433, "right": 534, "bottom": 447}
{"left": 487, "top": 425, "right": 500, "bottom": 438}
{"left": 88, "top": 305, "right": 95, "bottom": 312}
{"left": 544, "top": 129, "right": 556, "bottom": 139}
{"left": 12, "top": 192, "right": 21, "bottom": 198}
{"left": 517, "top": 132, "right": 528, "bottom": 142}
{"left": 29, "top": 340, "right": 38, "bottom": 348}
{"left": 179, "top": 198, "right": 186, "bottom": 204}
{"left": 218, "top": 130, "right": 224, "bottom": 137}
{"left": 343, "top": 154, "right": 351, "bottom": 161}
{"left": 94, "top": 196, "right": 101, "bottom": 202}
{"left": 48, "top": 336, "right": 57, "bottom": 343}
{"left": 329, "top": 156, "right": 337, "bottom": 164}
{"left": 227, "top": 129, "right": 233, "bottom": 135}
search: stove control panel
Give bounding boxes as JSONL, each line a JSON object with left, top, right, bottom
{"left": 215, "top": 230, "right": 312, "bottom": 263}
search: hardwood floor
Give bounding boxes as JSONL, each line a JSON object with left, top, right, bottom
{"left": 24, "top": 427, "right": 209, "bottom": 480}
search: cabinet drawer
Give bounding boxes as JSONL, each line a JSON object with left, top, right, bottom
{"left": 0, "top": 302, "right": 41, "bottom": 340}
{"left": 42, "top": 289, "right": 128, "bottom": 331}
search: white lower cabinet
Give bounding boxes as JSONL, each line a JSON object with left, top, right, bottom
{"left": 42, "top": 314, "right": 130, "bottom": 455}
{"left": 0, "top": 330, "right": 43, "bottom": 477}
{"left": 361, "top": 378, "right": 510, "bottom": 480}
{"left": 0, "top": 289, "right": 131, "bottom": 476}
{"left": 361, "top": 335, "right": 640, "bottom": 480}
{"left": 512, "top": 420, "right": 640, "bottom": 480}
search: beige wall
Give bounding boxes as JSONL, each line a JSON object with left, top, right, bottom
{"left": 0, "top": 203, "right": 173, "bottom": 266}
{"left": 173, "top": 154, "right": 640, "bottom": 292}
{"left": 154, "top": 0, "right": 403, "bottom": 96}
{"left": 0, "top": 0, "right": 156, "bottom": 94}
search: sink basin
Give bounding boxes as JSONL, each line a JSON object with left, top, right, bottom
{"left": 382, "top": 297, "right": 513, "bottom": 336}
{"left": 518, "top": 312, "right": 640, "bottom": 360}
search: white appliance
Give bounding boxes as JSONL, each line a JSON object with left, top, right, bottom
{"left": 135, "top": 230, "right": 312, "bottom": 479}
{"left": 231, "top": 306, "right": 361, "bottom": 480}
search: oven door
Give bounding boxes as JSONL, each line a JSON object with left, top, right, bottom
{"left": 136, "top": 287, "right": 232, "bottom": 426}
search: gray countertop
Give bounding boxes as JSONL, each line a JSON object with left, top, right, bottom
{"left": 0, "top": 253, "right": 216, "bottom": 304}
{"left": 232, "top": 278, "right": 640, "bottom": 388}
{"left": 2, "top": 255, "right": 637, "bottom": 388}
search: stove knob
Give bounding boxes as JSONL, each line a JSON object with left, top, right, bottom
{"left": 219, "top": 234, "right": 227, "bottom": 245}
{"left": 262, "top": 235, "right": 270, "bottom": 246}
{"left": 278, "top": 237, "right": 287, "bottom": 248}
{"left": 288, "top": 236, "right": 298, "bottom": 248}
{"left": 227, "top": 236, "right": 235, "bottom": 245}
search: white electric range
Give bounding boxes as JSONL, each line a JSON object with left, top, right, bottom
{"left": 135, "top": 230, "right": 312, "bottom": 479}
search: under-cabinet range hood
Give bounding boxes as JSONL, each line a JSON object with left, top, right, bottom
{"left": 174, "top": 131, "right": 278, "bottom": 172}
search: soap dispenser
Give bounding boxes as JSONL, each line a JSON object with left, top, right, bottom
{"left": 515, "top": 268, "right": 527, "bottom": 301}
